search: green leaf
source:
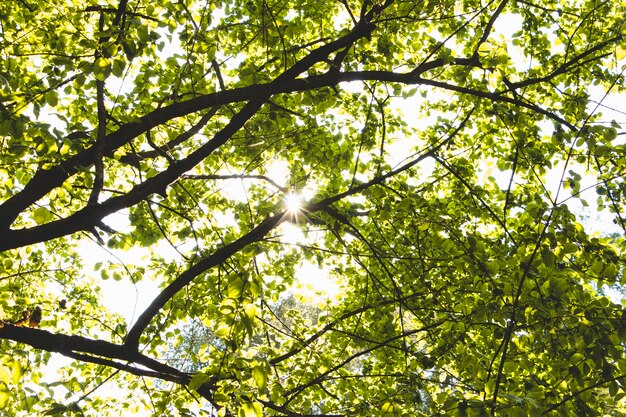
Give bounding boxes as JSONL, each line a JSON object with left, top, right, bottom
{"left": 189, "top": 373, "right": 210, "bottom": 391}
{"left": 33, "top": 207, "right": 53, "bottom": 225}
{"left": 239, "top": 401, "right": 262, "bottom": 417}
{"left": 243, "top": 303, "right": 256, "bottom": 320}
{"left": 251, "top": 366, "right": 267, "bottom": 391}
{"left": 0, "top": 366, "right": 10, "bottom": 385}
{"left": 228, "top": 279, "right": 244, "bottom": 299}
{"left": 11, "top": 361, "right": 22, "bottom": 385}
{"left": 44, "top": 403, "right": 67, "bottom": 416}
{"left": 93, "top": 57, "right": 111, "bottom": 81}
{"left": 0, "top": 389, "right": 10, "bottom": 409}
{"left": 381, "top": 402, "right": 395, "bottom": 414}
{"left": 214, "top": 324, "right": 230, "bottom": 338}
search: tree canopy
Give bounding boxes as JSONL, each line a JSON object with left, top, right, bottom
{"left": 1, "top": 0, "right": 626, "bottom": 415}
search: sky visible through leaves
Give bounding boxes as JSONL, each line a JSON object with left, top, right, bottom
{"left": 2, "top": 0, "right": 626, "bottom": 416}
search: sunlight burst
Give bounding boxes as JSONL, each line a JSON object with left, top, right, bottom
{"left": 284, "top": 193, "right": 302, "bottom": 213}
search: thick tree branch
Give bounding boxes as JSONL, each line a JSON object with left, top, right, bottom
{"left": 63, "top": 351, "right": 184, "bottom": 384}
{"left": 0, "top": 323, "right": 218, "bottom": 403}
{"left": 125, "top": 201, "right": 331, "bottom": 349}
{"left": 2, "top": 26, "right": 618, "bottom": 240}
{"left": 87, "top": 11, "right": 108, "bottom": 207}
{"left": 0, "top": 48, "right": 475, "bottom": 229}
{"left": 472, "top": 0, "right": 508, "bottom": 58}
{"left": 0, "top": 51, "right": 589, "bottom": 230}
{"left": 0, "top": 18, "right": 377, "bottom": 238}
{"left": 0, "top": 322, "right": 134, "bottom": 359}
{"left": 0, "top": 104, "right": 465, "bottom": 250}
{"left": 88, "top": 79, "right": 107, "bottom": 206}
{"left": 0, "top": 323, "right": 181, "bottom": 381}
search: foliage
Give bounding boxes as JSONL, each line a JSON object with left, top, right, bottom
{"left": 1, "top": 0, "right": 626, "bottom": 415}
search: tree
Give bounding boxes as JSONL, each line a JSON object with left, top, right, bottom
{"left": 0, "top": 0, "right": 625, "bottom": 415}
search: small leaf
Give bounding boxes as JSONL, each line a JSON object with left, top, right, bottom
{"left": 0, "top": 389, "right": 10, "bottom": 409}
{"left": 591, "top": 259, "right": 604, "bottom": 275}
{"left": 381, "top": 402, "right": 395, "bottom": 414}
{"left": 189, "top": 373, "right": 210, "bottom": 391}
{"left": 0, "top": 366, "right": 10, "bottom": 385}
{"left": 67, "top": 402, "right": 82, "bottom": 412}
{"left": 239, "top": 401, "right": 262, "bottom": 417}
{"left": 11, "top": 361, "right": 22, "bottom": 385}
{"left": 252, "top": 402, "right": 262, "bottom": 417}
{"left": 93, "top": 57, "right": 111, "bottom": 81}
{"left": 44, "top": 403, "right": 67, "bottom": 416}
{"left": 33, "top": 207, "right": 53, "bottom": 225}
{"left": 241, "top": 316, "right": 254, "bottom": 337}
{"left": 112, "top": 59, "right": 125, "bottom": 77}
{"left": 243, "top": 303, "right": 257, "bottom": 320}
{"left": 252, "top": 365, "right": 267, "bottom": 391}
{"left": 45, "top": 91, "right": 58, "bottom": 107}
{"left": 228, "top": 279, "right": 244, "bottom": 299}
{"left": 214, "top": 323, "right": 230, "bottom": 337}
{"left": 208, "top": 46, "right": 217, "bottom": 60}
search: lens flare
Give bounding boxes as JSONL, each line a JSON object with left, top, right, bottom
{"left": 285, "top": 193, "right": 302, "bottom": 213}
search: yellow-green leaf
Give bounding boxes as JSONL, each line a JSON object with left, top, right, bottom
{"left": 252, "top": 365, "right": 267, "bottom": 391}
{"left": 243, "top": 303, "right": 257, "bottom": 320}
{"left": 11, "top": 361, "right": 22, "bottom": 385}
{"left": 214, "top": 323, "right": 230, "bottom": 337}
{"left": 228, "top": 279, "right": 244, "bottom": 299}
{"left": 381, "top": 402, "right": 395, "bottom": 414}
{"left": 0, "top": 366, "right": 10, "bottom": 385}
{"left": 189, "top": 373, "right": 210, "bottom": 391}
{"left": 0, "top": 389, "right": 10, "bottom": 408}
{"left": 239, "top": 401, "right": 262, "bottom": 417}
{"left": 33, "top": 207, "right": 53, "bottom": 225}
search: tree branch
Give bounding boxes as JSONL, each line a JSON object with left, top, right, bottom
{"left": 181, "top": 173, "right": 288, "bottom": 192}
{"left": 119, "top": 108, "right": 218, "bottom": 167}
{"left": 0, "top": 51, "right": 586, "bottom": 230}
{"left": 0, "top": 105, "right": 467, "bottom": 251}
{"left": 269, "top": 292, "right": 423, "bottom": 365}
{"left": 0, "top": 323, "right": 219, "bottom": 403}
{"left": 125, "top": 202, "right": 331, "bottom": 349}
{"left": 0, "top": 19, "right": 377, "bottom": 235}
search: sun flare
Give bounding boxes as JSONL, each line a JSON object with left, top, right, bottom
{"left": 284, "top": 193, "right": 302, "bottom": 213}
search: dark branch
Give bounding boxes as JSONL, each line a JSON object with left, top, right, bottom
{"left": 88, "top": 28, "right": 108, "bottom": 207}
{"left": 2, "top": 25, "right": 618, "bottom": 238}
{"left": 0, "top": 323, "right": 219, "bottom": 403}
{"left": 0, "top": 54, "right": 584, "bottom": 230}
{"left": 0, "top": 19, "right": 377, "bottom": 237}
{"left": 181, "top": 174, "right": 287, "bottom": 192}
{"left": 125, "top": 201, "right": 330, "bottom": 349}
{"left": 473, "top": 0, "right": 508, "bottom": 57}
